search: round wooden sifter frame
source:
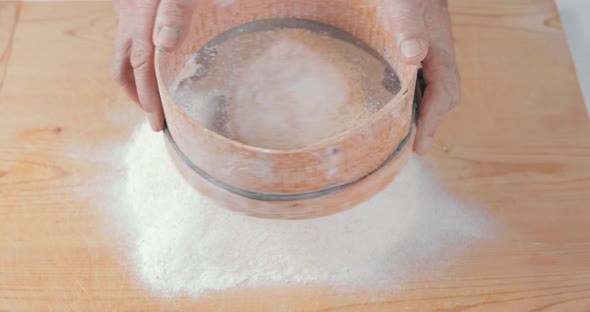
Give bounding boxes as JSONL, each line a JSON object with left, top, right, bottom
{"left": 155, "top": 0, "right": 419, "bottom": 219}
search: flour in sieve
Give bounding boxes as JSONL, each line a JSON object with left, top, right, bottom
{"left": 171, "top": 27, "right": 399, "bottom": 149}
{"left": 226, "top": 34, "right": 367, "bottom": 149}
{"left": 111, "top": 123, "right": 493, "bottom": 297}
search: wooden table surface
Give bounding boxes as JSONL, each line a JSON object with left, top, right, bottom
{"left": 1, "top": 0, "right": 589, "bottom": 311}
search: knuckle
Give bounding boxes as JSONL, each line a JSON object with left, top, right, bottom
{"left": 431, "top": 49, "right": 461, "bottom": 108}
{"left": 397, "top": 13, "right": 420, "bottom": 26}
{"left": 432, "top": 98, "right": 450, "bottom": 116}
{"left": 137, "top": 0, "right": 157, "bottom": 10}
{"left": 159, "top": 0, "right": 189, "bottom": 20}
{"left": 130, "top": 42, "right": 153, "bottom": 70}
{"left": 397, "top": 15, "right": 426, "bottom": 36}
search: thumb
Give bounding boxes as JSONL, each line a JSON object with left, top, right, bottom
{"left": 153, "top": 0, "right": 196, "bottom": 52}
{"left": 385, "top": 0, "right": 429, "bottom": 65}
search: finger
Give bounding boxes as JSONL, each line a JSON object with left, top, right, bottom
{"left": 385, "top": 0, "right": 429, "bottom": 65}
{"left": 153, "top": 0, "right": 196, "bottom": 52}
{"left": 132, "top": 0, "right": 165, "bottom": 132}
{"left": 111, "top": 31, "right": 139, "bottom": 104}
{"left": 414, "top": 46, "right": 461, "bottom": 155}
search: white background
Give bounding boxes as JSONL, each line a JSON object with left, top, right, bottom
{"left": 556, "top": 0, "right": 590, "bottom": 114}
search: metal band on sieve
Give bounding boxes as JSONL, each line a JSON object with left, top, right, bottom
{"left": 164, "top": 72, "right": 424, "bottom": 202}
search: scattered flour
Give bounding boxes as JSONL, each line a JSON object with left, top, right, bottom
{"left": 112, "top": 123, "right": 493, "bottom": 297}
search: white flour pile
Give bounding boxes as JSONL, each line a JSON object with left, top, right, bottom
{"left": 111, "top": 123, "right": 492, "bottom": 297}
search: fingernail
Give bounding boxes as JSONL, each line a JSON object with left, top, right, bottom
{"left": 401, "top": 39, "right": 424, "bottom": 58}
{"left": 147, "top": 112, "right": 159, "bottom": 131}
{"left": 156, "top": 26, "right": 180, "bottom": 50}
{"left": 417, "top": 137, "right": 432, "bottom": 154}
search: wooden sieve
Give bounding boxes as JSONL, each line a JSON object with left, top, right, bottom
{"left": 155, "top": 0, "right": 419, "bottom": 219}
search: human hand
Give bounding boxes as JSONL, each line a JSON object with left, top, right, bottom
{"left": 385, "top": 0, "right": 461, "bottom": 155}
{"left": 111, "top": 0, "right": 459, "bottom": 143}
{"left": 111, "top": 0, "right": 197, "bottom": 131}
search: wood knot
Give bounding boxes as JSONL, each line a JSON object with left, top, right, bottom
{"left": 329, "top": 147, "right": 340, "bottom": 155}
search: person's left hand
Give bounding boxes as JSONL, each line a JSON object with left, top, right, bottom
{"left": 111, "top": 0, "right": 197, "bottom": 132}
{"left": 384, "top": 0, "right": 461, "bottom": 155}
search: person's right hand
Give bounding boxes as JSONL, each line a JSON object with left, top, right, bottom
{"left": 385, "top": 0, "right": 461, "bottom": 155}
{"left": 111, "top": 0, "right": 197, "bottom": 131}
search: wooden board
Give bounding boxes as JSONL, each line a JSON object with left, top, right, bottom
{"left": 1, "top": 0, "right": 589, "bottom": 310}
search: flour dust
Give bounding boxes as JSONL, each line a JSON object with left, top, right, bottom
{"left": 110, "top": 123, "right": 493, "bottom": 297}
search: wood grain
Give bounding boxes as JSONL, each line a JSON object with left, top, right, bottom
{"left": 0, "top": 0, "right": 589, "bottom": 311}
{"left": 0, "top": 2, "right": 19, "bottom": 94}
